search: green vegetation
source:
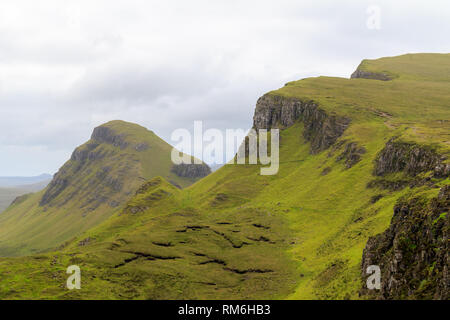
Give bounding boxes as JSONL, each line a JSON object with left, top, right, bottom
{"left": 0, "top": 179, "right": 50, "bottom": 213}
{"left": 0, "top": 121, "right": 205, "bottom": 257}
{"left": 0, "top": 53, "right": 448, "bottom": 299}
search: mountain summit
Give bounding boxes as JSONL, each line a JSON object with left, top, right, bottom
{"left": 0, "top": 120, "right": 210, "bottom": 256}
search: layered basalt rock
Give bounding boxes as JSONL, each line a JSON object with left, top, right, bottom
{"left": 91, "top": 126, "right": 129, "bottom": 149}
{"left": 252, "top": 94, "right": 350, "bottom": 154}
{"left": 171, "top": 163, "right": 211, "bottom": 178}
{"left": 361, "top": 186, "right": 449, "bottom": 300}
{"left": 373, "top": 139, "right": 448, "bottom": 177}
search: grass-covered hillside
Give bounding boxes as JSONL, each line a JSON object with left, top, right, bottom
{"left": 0, "top": 121, "right": 209, "bottom": 257}
{"left": 0, "top": 53, "right": 448, "bottom": 299}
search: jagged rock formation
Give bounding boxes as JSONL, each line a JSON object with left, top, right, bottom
{"left": 253, "top": 94, "right": 350, "bottom": 154}
{"left": 361, "top": 186, "right": 449, "bottom": 300}
{"left": 373, "top": 139, "right": 448, "bottom": 177}
{"left": 171, "top": 163, "right": 211, "bottom": 178}
{"left": 91, "top": 126, "right": 129, "bottom": 149}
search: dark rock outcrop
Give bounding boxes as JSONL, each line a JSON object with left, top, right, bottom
{"left": 336, "top": 142, "right": 366, "bottom": 168}
{"left": 91, "top": 126, "right": 128, "bottom": 149}
{"left": 374, "top": 139, "right": 447, "bottom": 177}
{"left": 361, "top": 186, "right": 449, "bottom": 300}
{"left": 434, "top": 163, "right": 450, "bottom": 178}
{"left": 351, "top": 69, "right": 392, "bottom": 81}
{"left": 253, "top": 94, "right": 350, "bottom": 154}
{"left": 39, "top": 175, "right": 69, "bottom": 206}
{"left": 171, "top": 163, "right": 211, "bottom": 178}
{"left": 70, "top": 142, "right": 101, "bottom": 162}
{"left": 135, "top": 143, "right": 149, "bottom": 152}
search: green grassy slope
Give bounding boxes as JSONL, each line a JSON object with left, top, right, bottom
{"left": 0, "top": 187, "right": 29, "bottom": 213}
{"left": 0, "top": 121, "right": 207, "bottom": 257}
{"left": 0, "top": 53, "right": 448, "bottom": 299}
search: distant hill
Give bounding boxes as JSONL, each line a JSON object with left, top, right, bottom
{"left": 0, "top": 120, "right": 210, "bottom": 256}
{"left": 0, "top": 174, "right": 52, "bottom": 188}
{"left": 0, "top": 177, "right": 51, "bottom": 213}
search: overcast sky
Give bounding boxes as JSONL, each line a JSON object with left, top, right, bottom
{"left": 0, "top": 0, "right": 449, "bottom": 176}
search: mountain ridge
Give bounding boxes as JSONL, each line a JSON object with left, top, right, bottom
{"left": 0, "top": 53, "right": 448, "bottom": 299}
{"left": 0, "top": 120, "right": 210, "bottom": 257}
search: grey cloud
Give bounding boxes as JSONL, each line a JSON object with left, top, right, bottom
{"left": 0, "top": 0, "right": 450, "bottom": 175}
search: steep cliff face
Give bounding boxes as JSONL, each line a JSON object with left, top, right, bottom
{"left": 361, "top": 186, "right": 449, "bottom": 300}
{"left": 373, "top": 139, "right": 448, "bottom": 177}
{"left": 91, "top": 126, "right": 129, "bottom": 149}
{"left": 367, "top": 139, "right": 449, "bottom": 192}
{"left": 361, "top": 137, "right": 449, "bottom": 299}
{"left": 253, "top": 94, "right": 350, "bottom": 154}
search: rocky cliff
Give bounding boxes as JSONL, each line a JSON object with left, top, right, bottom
{"left": 361, "top": 186, "right": 449, "bottom": 299}
{"left": 373, "top": 139, "right": 448, "bottom": 177}
{"left": 253, "top": 94, "right": 350, "bottom": 154}
{"left": 361, "top": 137, "right": 449, "bottom": 299}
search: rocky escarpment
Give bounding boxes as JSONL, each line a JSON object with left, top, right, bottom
{"left": 91, "top": 126, "right": 129, "bottom": 149}
{"left": 361, "top": 186, "right": 449, "bottom": 300}
{"left": 253, "top": 94, "right": 350, "bottom": 154}
{"left": 373, "top": 139, "right": 449, "bottom": 178}
{"left": 368, "top": 139, "right": 449, "bottom": 192}
{"left": 39, "top": 126, "right": 140, "bottom": 208}
{"left": 171, "top": 163, "right": 211, "bottom": 178}
{"left": 351, "top": 69, "right": 392, "bottom": 81}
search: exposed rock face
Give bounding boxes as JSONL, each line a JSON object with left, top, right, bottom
{"left": 434, "top": 163, "right": 450, "bottom": 178}
{"left": 134, "top": 143, "right": 149, "bottom": 152}
{"left": 351, "top": 69, "right": 392, "bottom": 81}
{"left": 253, "top": 94, "right": 350, "bottom": 154}
{"left": 374, "top": 139, "right": 447, "bottom": 177}
{"left": 171, "top": 163, "right": 211, "bottom": 178}
{"left": 336, "top": 142, "right": 366, "bottom": 168}
{"left": 361, "top": 186, "right": 449, "bottom": 300}
{"left": 39, "top": 126, "right": 136, "bottom": 208}
{"left": 91, "top": 126, "right": 128, "bottom": 149}
{"left": 39, "top": 175, "right": 69, "bottom": 206}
